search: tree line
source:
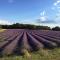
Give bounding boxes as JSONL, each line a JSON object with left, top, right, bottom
{"left": 0, "top": 23, "right": 60, "bottom": 31}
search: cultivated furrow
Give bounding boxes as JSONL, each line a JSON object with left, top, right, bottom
{"left": 27, "top": 33, "right": 44, "bottom": 51}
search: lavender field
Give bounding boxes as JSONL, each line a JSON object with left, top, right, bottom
{"left": 0, "top": 29, "right": 60, "bottom": 57}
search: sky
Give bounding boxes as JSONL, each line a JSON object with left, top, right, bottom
{"left": 0, "top": 0, "right": 60, "bottom": 28}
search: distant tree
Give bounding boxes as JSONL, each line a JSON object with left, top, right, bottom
{"left": 24, "top": 24, "right": 36, "bottom": 29}
{"left": 52, "top": 26, "right": 60, "bottom": 31}
{"left": 0, "top": 25, "right": 2, "bottom": 29}
{"left": 0, "top": 23, "right": 51, "bottom": 30}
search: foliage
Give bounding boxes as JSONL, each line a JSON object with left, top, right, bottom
{"left": 0, "top": 48, "right": 60, "bottom": 60}
{"left": 0, "top": 23, "right": 51, "bottom": 30}
{"left": 52, "top": 26, "right": 60, "bottom": 31}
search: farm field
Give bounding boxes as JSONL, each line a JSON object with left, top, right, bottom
{"left": 0, "top": 29, "right": 60, "bottom": 60}
{"left": 0, "top": 29, "right": 6, "bottom": 32}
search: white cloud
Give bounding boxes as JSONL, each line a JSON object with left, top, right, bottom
{"left": 39, "top": 10, "right": 48, "bottom": 22}
{"left": 37, "top": 10, "right": 56, "bottom": 24}
{"left": 54, "top": 0, "right": 60, "bottom": 6}
{"left": 52, "top": 0, "right": 60, "bottom": 10}
{"left": 51, "top": 0, "right": 60, "bottom": 23}
{"left": 40, "top": 10, "right": 46, "bottom": 16}
{"left": 55, "top": 13, "right": 60, "bottom": 23}
{"left": 39, "top": 16, "right": 48, "bottom": 22}
{"left": 8, "top": 0, "right": 14, "bottom": 3}
{"left": 36, "top": 0, "right": 60, "bottom": 28}
{"left": 0, "top": 20, "right": 13, "bottom": 25}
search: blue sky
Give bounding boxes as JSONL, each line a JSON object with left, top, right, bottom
{"left": 0, "top": 0, "right": 60, "bottom": 27}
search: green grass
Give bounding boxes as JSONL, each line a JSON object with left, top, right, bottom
{"left": 0, "top": 48, "right": 60, "bottom": 60}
